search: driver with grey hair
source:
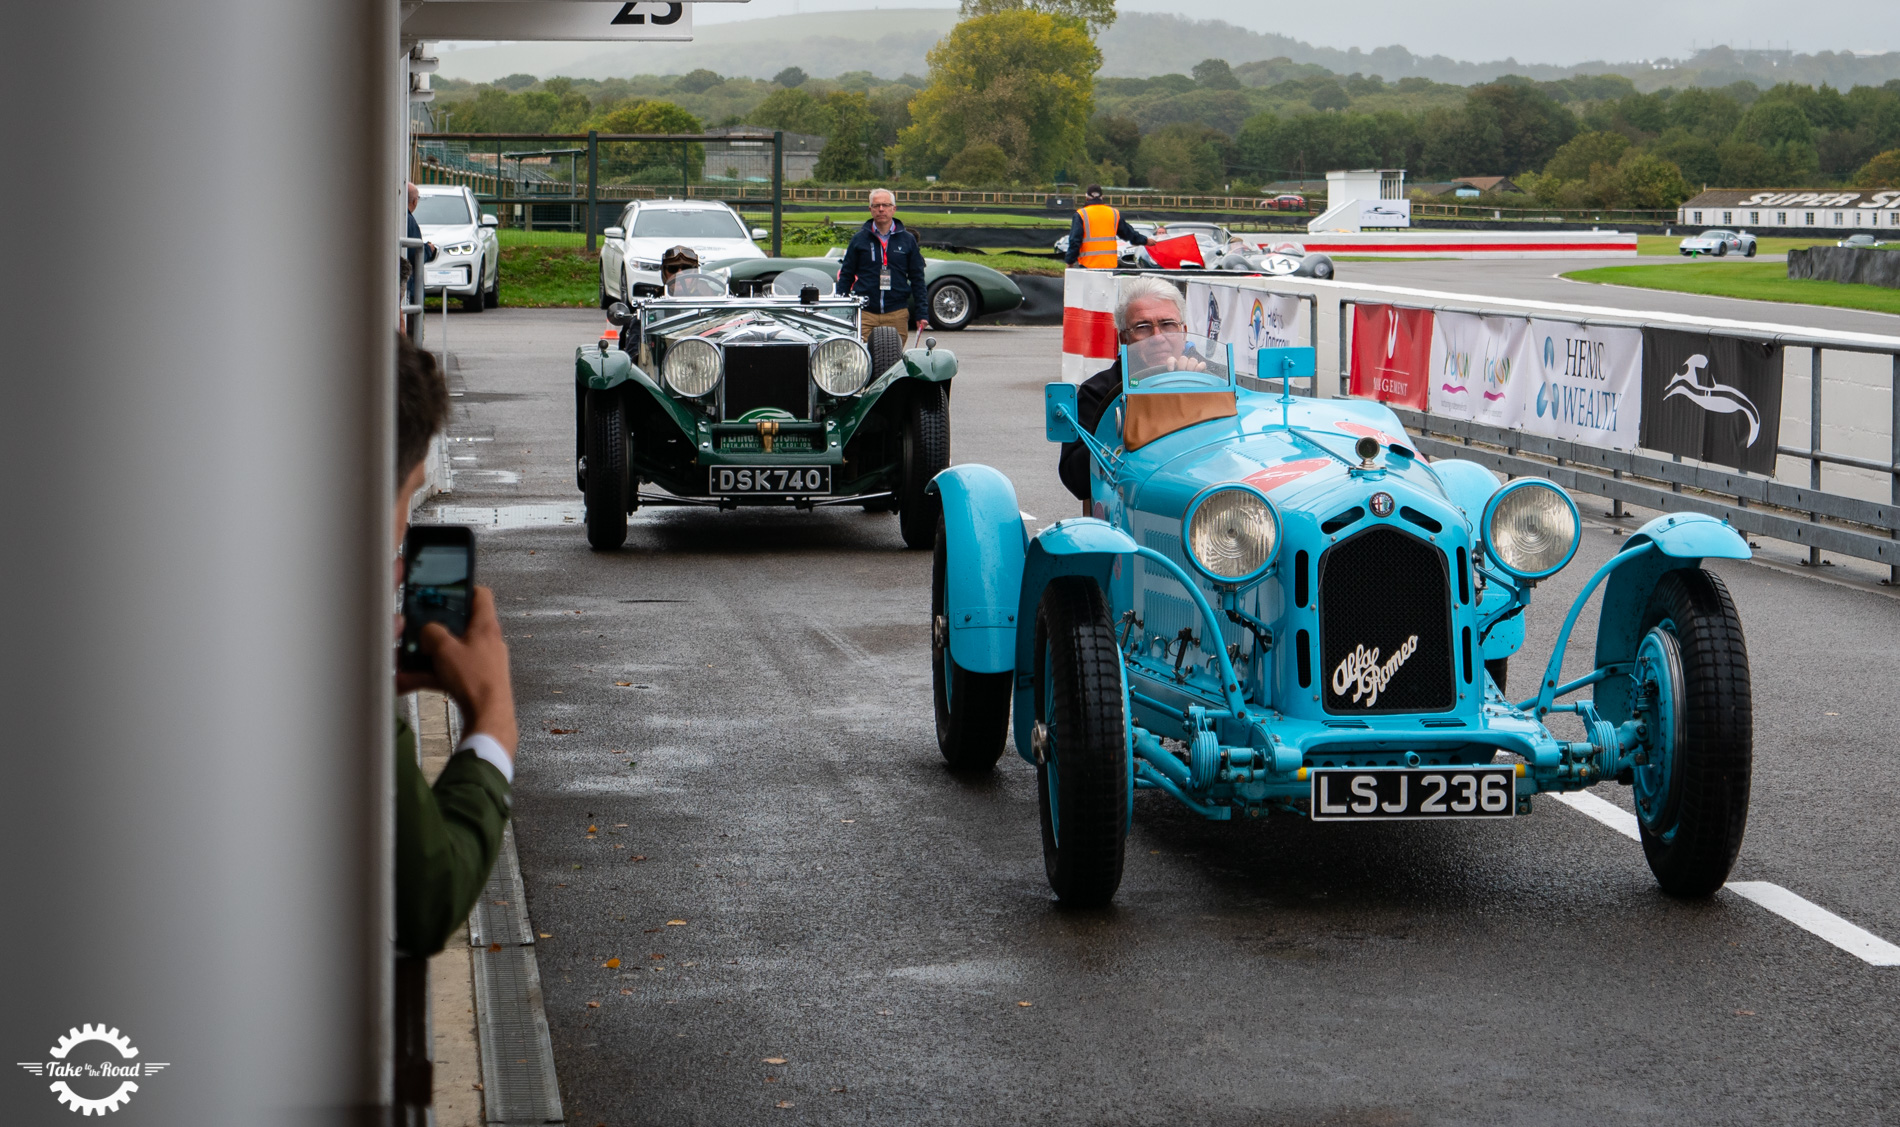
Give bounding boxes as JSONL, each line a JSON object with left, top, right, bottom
{"left": 1057, "top": 276, "right": 1205, "bottom": 502}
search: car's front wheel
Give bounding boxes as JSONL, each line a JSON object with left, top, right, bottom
{"left": 486, "top": 259, "right": 501, "bottom": 307}
{"left": 931, "top": 518, "right": 1011, "bottom": 772}
{"left": 598, "top": 267, "right": 612, "bottom": 310}
{"left": 461, "top": 263, "right": 486, "bottom": 313}
{"left": 1631, "top": 568, "right": 1752, "bottom": 898}
{"left": 897, "top": 383, "right": 949, "bottom": 550}
{"left": 1715, "top": 241, "right": 1728, "bottom": 257}
{"left": 1744, "top": 242, "right": 1757, "bottom": 258}
{"left": 583, "top": 390, "right": 631, "bottom": 550}
{"left": 1034, "top": 576, "right": 1128, "bottom": 907}
{"left": 928, "top": 278, "right": 976, "bottom": 331}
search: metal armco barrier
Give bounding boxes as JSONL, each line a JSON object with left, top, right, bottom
{"left": 1337, "top": 296, "right": 1900, "bottom": 582}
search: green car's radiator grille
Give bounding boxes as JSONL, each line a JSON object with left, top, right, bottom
{"left": 1317, "top": 526, "right": 1455, "bottom": 713}
{"left": 723, "top": 344, "right": 810, "bottom": 421}
{"left": 717, "top": 433, "right": 815, "bottom": 454}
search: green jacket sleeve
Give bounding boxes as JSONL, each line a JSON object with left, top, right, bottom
{"left": 395, "top": 718, "right": 513, "bottom": 957}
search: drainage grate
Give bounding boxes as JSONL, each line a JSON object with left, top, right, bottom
{"left": 468, "top": 825, "right": 534, "bottom": 949}
{"left": 472, "top": 943, "right": 564, "bottom": 1125}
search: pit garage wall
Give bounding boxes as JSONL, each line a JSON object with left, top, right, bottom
{"left": 1064, "top": 269, "right": 1899, "bottom": 510}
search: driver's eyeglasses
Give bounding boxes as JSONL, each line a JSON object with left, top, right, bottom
{"left": 1125, "top": 318, "right": 1185, "bottom": 341}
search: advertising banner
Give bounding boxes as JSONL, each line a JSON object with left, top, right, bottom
{"left": 1186, "top": 283, "right": 1300, "bottom": 377}
{"left": 1639, "top": 329, "right": 1784, "bottom": 474}
{"left": 1427, "top": 311, "right": 1536, "bottom": 428}
{"left": 1356, "top": 198, "right": 1412, "bottom": 227}
{"left": 1349, "top": 304, "right": 1433, "bottom": 410}
{"left": 1525, "top": 320, "right": 1644, "bottom": 450}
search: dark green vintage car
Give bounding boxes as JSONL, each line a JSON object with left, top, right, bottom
{"left": 574, "top": 272, "right": 956, "bottom": 551}
{"left": 708, "top": 254, "right": 1023, "bottom": 332}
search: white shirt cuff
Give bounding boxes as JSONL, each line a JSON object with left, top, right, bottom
{"left": 459, "top": 733, "right": 515, "bottom": 785}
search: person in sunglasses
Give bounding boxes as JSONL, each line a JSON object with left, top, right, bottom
{"left": 1057, "top": 275, "right": 1207, "bottom": 502}
{"left": 660, "top": 244, "right": 698, "bottom": 285}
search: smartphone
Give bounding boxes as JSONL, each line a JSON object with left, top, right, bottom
{"left": 399, "top": 525, "right": 476, "bottom": 673}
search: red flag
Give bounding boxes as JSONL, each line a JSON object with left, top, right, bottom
{"left": 1348, "top": 304, "right": 1433, "bottom": 410}
{"left": 1146, "top": 233, "right": 1204, "bottom": 269}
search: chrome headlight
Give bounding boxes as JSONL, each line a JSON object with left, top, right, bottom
{"left": 440, "top": 241, "right": 475, "bottom": 257}
{"left": 810, "top": 337, "right": 871, "bottom": 396}
{"left": 1481, "top": 480, "right": 1580, "bottom": 579}
{"left": 663, "top": 338, "right": 721, "bottom": 398}
{"left": 1184, "top": 485, "right": 1281, "bottom": 584}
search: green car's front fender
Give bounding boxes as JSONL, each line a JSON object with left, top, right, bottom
{"left": 574, "top": 346, "right": 702, "bottom": 440}
{"left": 831, "top": 346, "right": 958, "bottom": 441}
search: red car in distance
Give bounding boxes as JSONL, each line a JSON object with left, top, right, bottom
{"left": 1259, "top": 193, "right": 1307, "bottom": 211}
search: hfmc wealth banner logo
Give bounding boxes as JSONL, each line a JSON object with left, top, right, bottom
{"left": 16, "top": 1025, "right": 169, "bottom": 1115}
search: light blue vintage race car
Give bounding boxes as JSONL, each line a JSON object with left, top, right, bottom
{"left": 929, "top": 343, "right": 1753, "bottom": 906}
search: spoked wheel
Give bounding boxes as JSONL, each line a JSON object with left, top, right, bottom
{"left": 928, "top": 279, "right": 975, "bottom": 331}
{"left": 583, "top": 389, "right": 630, "bottom": 550}
{"left": 897, "top": 383, "right": 949, "bottom": 550}
{"left": 1032, "top": 577, "right": 1128, "bottom": 907}
{"left": 931, "top": 518, "right": 1012, "bottom": 772}
{"left": 869, "top": 323, "right": 904, "bottom": 379}
{"left": 1629, "top": 569, "right": 1752, "bottom": 897}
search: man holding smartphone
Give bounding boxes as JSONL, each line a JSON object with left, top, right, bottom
{"left": 392, "top": 333, "right": 519, "bottom": 957}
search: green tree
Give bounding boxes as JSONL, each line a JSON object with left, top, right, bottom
{"left": 1737, "top": 100, "right": 1815, "bottom": 148}
{"left": 892, "top": 9, "right": 1100, "bottom": 182}
{"left": 940, "top": 141, "right": 1010, "bottom": 184}
{"left": 1665, "top": 87, "right": 1743, "bottom": 141}
{"left": 958, "top": 0, "right": 1116, "bottom": 34}
{"left": 747, "top": 88, "right": 833, "bottom": 135}
{"left": 1464, "top": 82, "right": 1576, "bottom": 174}
{"left": 1191, "top": 58, "right": 1240, "bottom": 90}
{"left": 673, "top": 69, "right": 724, "bottom": 94}
{"left": 772, "top": 66, "right": 808, "bottom": 88}
{"left": 1612, "top": 151, "right": 1691, "bottom": 209}
{"left": 1309, "top": 82, "right": 1350, "bottom": 112}
{"left": 1857, "top": 148, "right": 1900, "bottom": 187}
{"left": 1133, "top": 123, "right": 1223, "bottom": 190}
{"left": 1542, "top": 130, "right": 1629, "bottom": 182}
{"left": 814, "top": 92, "right": 876, "bottom": 181}
{"left": 1087, "top": 113, "right": 1141, "bottom": 171}
{"left": 588, "top": 100, "right": 704, "bottom": 184}
{"left": 1651, "top": 128, "right": 1721, "bottom": 187}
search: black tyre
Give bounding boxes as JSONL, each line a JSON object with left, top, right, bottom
{"left": 598, "top": 268, "right": 613, "bottom": 310}
{"left": 583, "top": 390, "right": 630, "bottom": 550}
{"left": 1485, "top": 658, "right": 1508, "bottom": 693}
{"left": 869, "top": 324, "right": 904, "bottom": 379}
{"left": 928, "top": 278, "right": 976, "bottom": 331}
{"left": 460, "top": 266, "right": 486, "bottom": 313}
{"left": 931, "top": 518, "right": 1011, "bottom": 772}
{"left": 486, "top": 262, "right": 501, "bottom": 307}
{"left": 1309, "top": 257, "right": 1334, "bottom": 280}
{"left": 1715, "top": 241, "right": 1728, "bottom": 257}
{"left": 1631, "top": 568, "right": 1751, "bottom": 897}
{"left": 897, "top": 383, "right": 949, "bottom": 550}
{"left": 1744, "top": 242, "right": 1757, "bottom": 258}
{"left": 1032, "top": 577, "right": 1128, "bottom": 906}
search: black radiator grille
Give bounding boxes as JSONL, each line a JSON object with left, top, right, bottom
{"left": 722, "top": 344, "right": 809, "bottom": 421}
{"left": 1318, "top": 525, "right": 1455, "bottom": 713}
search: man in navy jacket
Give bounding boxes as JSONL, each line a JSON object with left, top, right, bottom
{"left": 835, "top": 188, "right": 929, "bottom": 341}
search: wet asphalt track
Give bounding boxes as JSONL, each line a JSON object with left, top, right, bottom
{"left": 424, "top": 280, "right": 1900, "bottom": 1126}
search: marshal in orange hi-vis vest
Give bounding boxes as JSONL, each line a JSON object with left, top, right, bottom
{"left": 1075, "top": 203, "right": 1122, "bottom": 268}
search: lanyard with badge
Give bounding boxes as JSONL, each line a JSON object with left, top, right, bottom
{"left": 875, "top": 227, "right": 893, "bottom": 292}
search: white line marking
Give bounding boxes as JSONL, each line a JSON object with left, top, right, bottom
{"left": 1545, "top": 790, "right": 1639, "bottom": 840}
{"left": 1723, "top": 882, "right": 1900, "bottom": 967}
{"left": 1546, "top": 792, "right": 1900, "bottom": 965}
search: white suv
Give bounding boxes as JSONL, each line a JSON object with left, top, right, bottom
{"left": 599, "top": 199, "right": 767, "bottom": 305}
{"left": 415, "top": 184, "right": 500, "bottom": 311}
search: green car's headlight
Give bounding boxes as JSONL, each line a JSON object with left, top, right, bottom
{"left": 1184, "top": 484, "right": 1281, "bottom": 584}
{"left": 663, "top": 338, "right": 721, "bottom": 398}
{"left": 1481, "top": 479, "right": 1579, "bottom": 579}
{"left": 810, "top": 337, "right": 871, "bottom": 396}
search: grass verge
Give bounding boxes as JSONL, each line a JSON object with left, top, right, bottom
{"left": 1561, "top": 262, "right": 1900, "bottom": 315}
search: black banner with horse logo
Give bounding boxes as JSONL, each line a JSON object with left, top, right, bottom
{"left": 1639, "top": 328, "right": 1784, "bottom": 474}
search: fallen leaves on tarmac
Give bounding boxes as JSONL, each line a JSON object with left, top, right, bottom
{"left": 775, "top": 1102, "right": 794, "bottom": 1109}
{"left": 762, "top": 1057, "right": 787, "bottom": 1065}
{"left": 550, "top": 728, "right": 579, "bottom": 735}
{"left": 586, "top": 1001, "right": 600, "bottom": 1008}
{"left": 667, "top": 919, "right": 687, "bottom": 926}
{"left": 602, "top": 958, "right": 621, "bottom": 968}
{"left": 488, "top": 943, "right": 502, "bottom": 953}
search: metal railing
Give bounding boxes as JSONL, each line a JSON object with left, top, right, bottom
{"left": 1336, "top": 296, "right": 1900, "bottom": 581}
{"left": 412, "top": 131, "right": 785, "bottom": 253}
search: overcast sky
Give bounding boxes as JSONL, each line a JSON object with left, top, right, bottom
{"left": 699, "top": 1, "right": 1897, "bottom": 63}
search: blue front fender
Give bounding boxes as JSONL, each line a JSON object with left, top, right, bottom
{"left": 928, "top": 465, "right": 1026, "bottom": 675}
{"left": 1592, "top": 512, "right": 1750, "bottom": 721}
{"left": 1010, "top": 518, "right": 1139, "bottom": 760}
